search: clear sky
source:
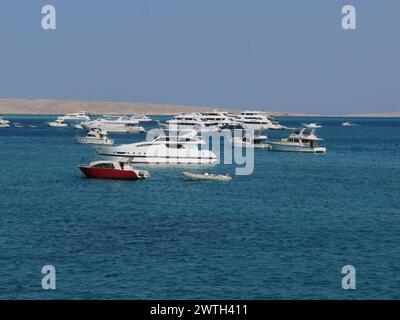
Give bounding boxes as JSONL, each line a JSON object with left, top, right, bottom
{"left": 0, "top": 0, "right": 399, "bottom": 114}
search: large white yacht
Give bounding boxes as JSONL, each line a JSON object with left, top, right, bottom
{"left": 234, "top": 111, "right": 284, "bottom": 130}
{"left": 165, "top": 113, "right": 220, "bottom": 132}
{"left": 82, "top": 116, "right": 145, "bottom": 133}
{"left": 135, "top": 114, "right": 153, "bottom": 122}
{"left": 198, "top": 111, "right": 237, "bottom": 127}
{"left": 93, "top": 130, "right": 218, "bottom": 164}
{"left": 58, "top": 111, "right": 91, "bottom": 122}
{"left": 0, "top": 116, "right": 10, "bottom": 128}
{"left": 269, "top": 128, "right": 326, "bottom": 153}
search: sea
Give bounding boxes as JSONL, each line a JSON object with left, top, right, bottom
{"left": 0, "top": 115, "right": 399, "bottom": 299}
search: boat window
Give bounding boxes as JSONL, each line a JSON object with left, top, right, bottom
{"left": 166, "top": 144, "right": 184, "bottom": 149}
{"left": 245, "top": 121, "right": 267, "bottom": 124}
{"left": 92, "top": 163, "right": 115, "bottom": 169}
{"left": 136, "top": 144, "right": 153, "bottom": 147}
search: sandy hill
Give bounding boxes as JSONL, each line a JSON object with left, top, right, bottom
{"left": 0, "top": 99, "right": 232, "bottom": 115}
{"left": 1, "top": 98, "right": 397, "bottom": 117}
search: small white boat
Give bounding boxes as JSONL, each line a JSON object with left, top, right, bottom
{"left": 303, "top": 123, "right": 322, "bottom": 129}
{"left": 48, "top": 119, "right": 68, "bottom": 127}
{"left": 76, "top": 128, "right": 114, "bottom": 145}
{"left": 14, "top": 123, "right": 24, "bottom": 128}
{"left": 0, "top": 117, "right": 10, "bottom": 128}
{"left": 29, "top": 125, "right": 37, "bottom": 128}
{"left": 231, "top": 135, "right": 270, "bottom": 149}
{"left": 135, "top": 114, "right": 152, "bottom": 122}
{"left": 342, "top": 122, "right": 358, "bottom": 127}
{"left": 183, "top": 171, "right": 232, "bottom": 181}
{"left": 73, "top": 124, "right": 84, "bottom": 129}
{"left": 269, "top": 128, "right": 327, "bottom": 153}
{"left": 58, "top": 111, "right": 91, "bottom": 122}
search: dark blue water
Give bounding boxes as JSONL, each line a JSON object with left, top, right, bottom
{"left": 0, "top": 116, "right": 399, "bottom": 299}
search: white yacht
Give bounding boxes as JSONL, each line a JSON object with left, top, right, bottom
{"left": 342, "top": 122, "right": 359, "bottom": 127}
{"left": 303, "top": 123, "right": 322, "bottom": 129}
{"left": 82, "top": 116, "right": 145, "bottom": 133}
{"left": 76, "top": 128, "right": 114, "bottom": 145}
{"left": 58, "top": 111, "right": 91, "bottom": 122}
{"left": 165, "top": 113, "right": 220, "bottom": 132}
{"left": 231, "top": 134, "right": 270, "bottom": 149}
{"left": 269, "top": 128, "right": 326, "bottom": 153}
{"left": 0, "top": 116, "right": 10, "bottom": 128}
{"left": 48, "top": 118, "right": 68, "bottom": 127}
{"left": 183, "top": 171, "right": 232, "bottom": 181}
{"left": 93, "top": 130, "right": 218, "bottom": 164}
{"left": 198, "top": 111, "right": 237, "bottom": 127}
{"left": 235, "top": 111, "right": 285, "bottom": 130}
{"left": 135, "top": 114, "right": 153, "bottom": 122}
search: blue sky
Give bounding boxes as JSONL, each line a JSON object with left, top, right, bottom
{"left": 0, "top": 0, "right": 399, "bottom": 114}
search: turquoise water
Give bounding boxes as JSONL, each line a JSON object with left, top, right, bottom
{"left": 0, "top": 116, "right": 399, "bottom": 299}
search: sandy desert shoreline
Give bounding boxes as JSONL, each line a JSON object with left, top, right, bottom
{"left": 0, "top": 98, "right": 398, "bottom": 117}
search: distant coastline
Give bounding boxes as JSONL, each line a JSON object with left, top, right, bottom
{"left": 0, "top": 98, "right": 398, "bottom": 117}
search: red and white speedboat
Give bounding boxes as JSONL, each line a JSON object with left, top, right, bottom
{"left": 79, "top": 160, "right": 150, "bottom": 180}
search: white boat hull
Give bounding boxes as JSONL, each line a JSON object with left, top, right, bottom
{"left": 94, "top": 144, "right": 217, "bottom": 164}
{"left": 75, "top": 137, "right": 114, "bottom": 145}
{"left": 232, "top": 142, "right": 270, "bottom": 149}
{"left": 269, "top": 142, "right": 326, "bottom": 153}
{"left": 99, "top": 155, "right": 216, "bottom": 164}
{"left": 165, "top": 124, "right": 219, "bottom": 133}
{"left": 183, "top": 172, "right": 232, "bottom": 181}
{"left": 48, "top": 123, "right": 68, "bottom": 127}
{"left": 83, "top": 124, "right": 145, "bottom": 133}
{"left": 241, "top": 124, "right": 270, "bottom": 131}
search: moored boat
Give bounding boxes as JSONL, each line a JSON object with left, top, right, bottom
{"left": 303, "top": 123, "right": 322, "bottom": 129}
{"left": 48, "top": 118, "right": 68, "bottom": 127}
{"left": 58, "top": 111, "right": 91, "bottom": 123}
{"left": 76, "top": 128, "right": 114, "bottom": 145}
{"left": 93, "top": 129, "right": 218, "bottom": 164}
{"left": 0, "top": 116, "right": 10, "bottom": 128}
{"left": 79, "top": 160, "right": 150, "bottom": 180}
{"left": 135, "top": 114, "right": 153, "bottom": 122}
{"left": 269, "top": 128, "right": 327, "bottom": 153}
{"left": 166, "top": 113, "right": 220, "bottom": 132}
{"left": 342, "top": 122, "right": 358, "bottom": 127}
{"left": 231, "top": 134, "right": 270, "bottom": 149}
{"left": 182, "top": 171, "right": 232, "bottom": 181}
{"left": 233, "top": 111, "right": 286, "bottom": 130}
{"left": 82, "top": 117, "right": 145, "bottom": 133}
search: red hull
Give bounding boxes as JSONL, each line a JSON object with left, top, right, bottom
{"left": 79, "top": 166, "right": 140, "bottom": 179}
